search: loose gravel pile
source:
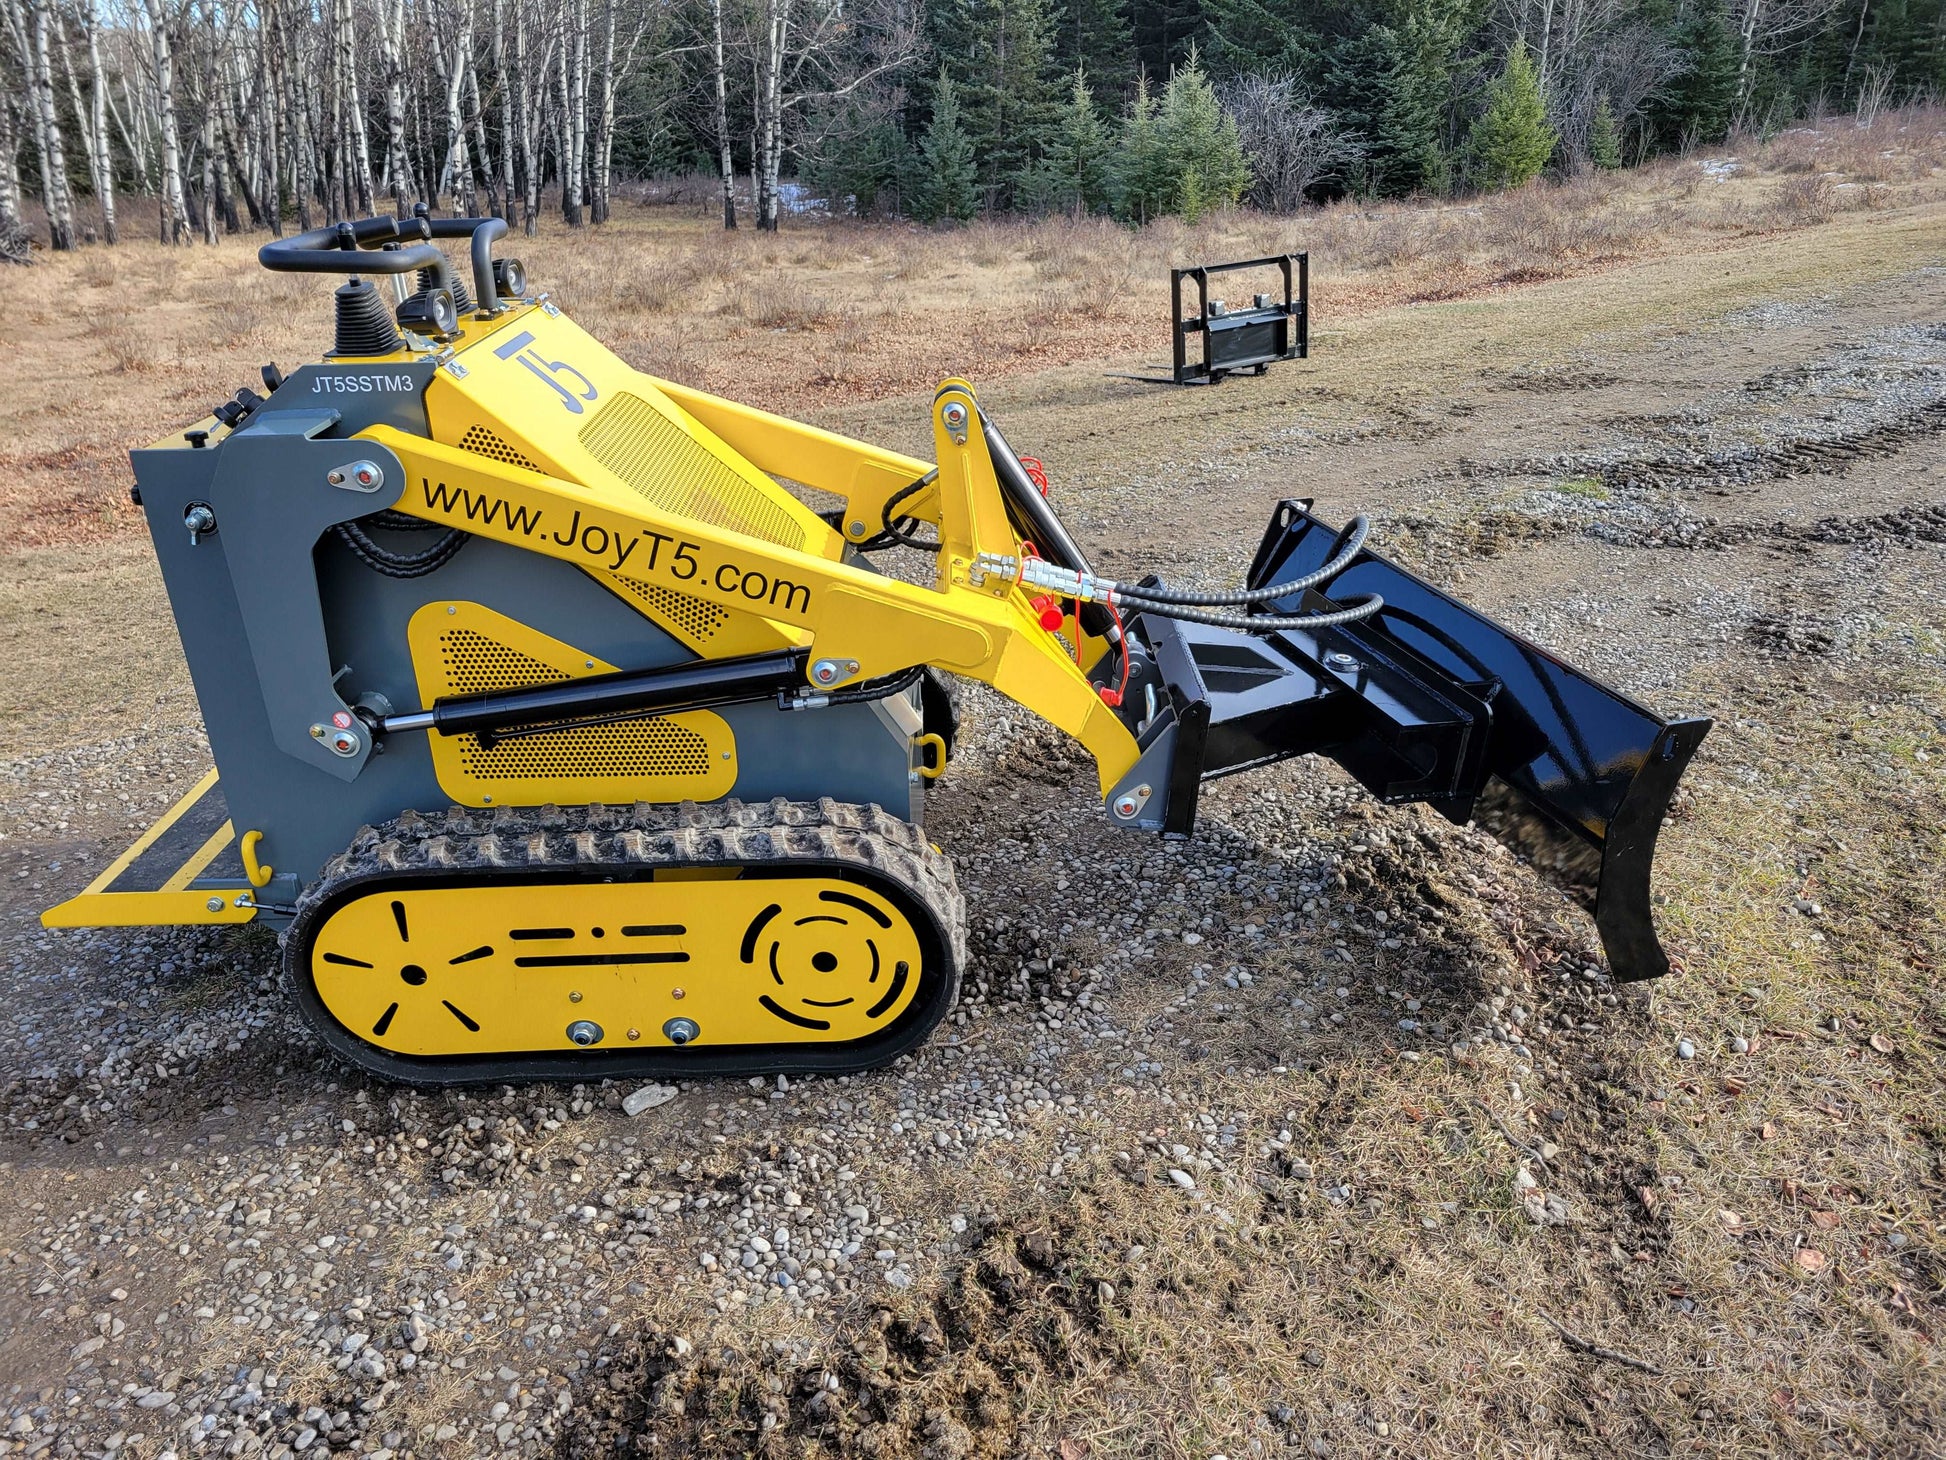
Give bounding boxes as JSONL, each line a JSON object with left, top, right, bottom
{"left": 3, "top": 290, "right": 1941, "bottom": 1459}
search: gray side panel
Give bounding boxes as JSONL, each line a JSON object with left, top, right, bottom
{"left": 134, "top": 384, "right": 917, "bottom": 906}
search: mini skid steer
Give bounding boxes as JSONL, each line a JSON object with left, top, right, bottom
{"left": 44, "top": 213, "right": 1710, "bottom": 1085}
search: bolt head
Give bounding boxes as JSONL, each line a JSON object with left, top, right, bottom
{"left": 566, "top": 1019, "right": 604, "bottom": 1047}
{"left": 941, "top": 402, "right": 968, "bottom": 429}
{"left": 206, "top": 897, "right": 225, "bottom": 912}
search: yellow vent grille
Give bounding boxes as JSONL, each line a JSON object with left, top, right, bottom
{"left": 439, "top": 628, "right": 710, "bottom": 781}
{"left": 458, "top": 424, "right": 539, "bottom": 472}
{"left": 440, "top": 629, "right": 565, "bottom": 694}
{"left": 579, "top": 392, "right": 807, "bottom": 548}
{"left": 456, "top": 713, "right": 713, "bottom": 782}
{"left": 608, "top": 577, "right": 730, "bottom": 643}
{"left": 407, "top": 602, "right": 735, "bottom": 807}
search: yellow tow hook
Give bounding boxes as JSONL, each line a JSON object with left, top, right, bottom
{"left": 915, "top": 734, "right": 948, "bottom": 780}
{"left": 241, "top": 829, "right": 274, "bottom": 888}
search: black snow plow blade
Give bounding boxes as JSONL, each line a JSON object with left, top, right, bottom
{"left": 1107, "top": 501, "right": 1710, "bottom": 982}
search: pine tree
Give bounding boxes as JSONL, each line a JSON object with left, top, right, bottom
{"left": 913, "top": 71, "right": 980, "bottom": 223}
{"left": 1588, "top": 94, "right": 1623, "bottom": 169}
{"left": 1110, "top": 73, "right": 1173, "bottom": 221}
{"left": 931, "top": 0, "right": 1061, "bottom": 210}
{"left": 1651, "top": 1, "right": 1739, "bottom": 149}
{"left": 1158, "top": 47, "right": 1250, "bottom": 218}
{"left": 1200, "top": 0, "right": 1322, "bottom": 78}
{"left": 1039, "top": 69, "right": 1114, "bottom": 215}
{"left": 1052, "top": 0, "right": 1136, "bottom": 98}
{"left": 1323, "top": 5, "right": 1456, "bottom": 198}
{"left": 1467, "top": 38, "right": 1555, "bottom": 189}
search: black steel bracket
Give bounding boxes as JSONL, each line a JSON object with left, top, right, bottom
{"left": 1171, "top": 254, "right": 1309, "bottom": 385}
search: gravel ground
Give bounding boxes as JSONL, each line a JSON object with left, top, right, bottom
{"left": 3, "top": 239, "right": 1942, "bottom": 1459}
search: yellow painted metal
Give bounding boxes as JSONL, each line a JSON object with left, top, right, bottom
{"left": 915, "top": 733, "right": 947, "bottom": 780}
{"left": 241, "top": 830, "right": 273, "bottom": 888}
{"left": 161, "top": 820, "right": 237, "bottom": 891}
{"left": 308, "top": 875, "right": 927, "bottom": 1057}
{"left": 42, "top": 890, "right": 258, "bottom": 928}
{"left": 365, "top": 427, "right": 1142, "bottom": 793}
{"left": 652, "top": 378, "right": 933, "bottom": 546}
{"left": 405, "top": 601, "right": 736, "bottom": 807}
{"left": 931, "top": 381, "right": 1019, "bottom": 600}
{"left": 424, "top": 306, "right": 834, "bottom": 555}
{"left": 40, "top": 768, "right": 258, "bottom": 929}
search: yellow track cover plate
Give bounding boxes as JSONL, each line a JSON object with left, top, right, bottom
{"left": 308, "top": 874, "right": 924, "bottom": 1057}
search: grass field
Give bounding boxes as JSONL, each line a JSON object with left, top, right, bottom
{"left": 0, "top": 110, "right": 1942, "bottom": 1458}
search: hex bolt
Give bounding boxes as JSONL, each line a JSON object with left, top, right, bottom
{"left": 566, "top": 1019, "right": 604, "bottom": 1047}
{"left": 569, "top": 990, "right": 583, "bottom": 1003}
{"left": 663, "top": 1017, "right": 701, "bottom": 1046}
{"left": 206, "top": 897, "right": 225, "bottom": 912}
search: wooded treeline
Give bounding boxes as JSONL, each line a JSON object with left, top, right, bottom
{"left": 2, "top": 0, "right": 1942, "bottom": 254}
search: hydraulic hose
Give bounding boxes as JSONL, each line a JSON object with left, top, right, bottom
{"left": 1109, "top": 516, "right": 1372, "bottom": 608}
{"left": 1107, "top": 590, "right": 1385, "bottom": 633}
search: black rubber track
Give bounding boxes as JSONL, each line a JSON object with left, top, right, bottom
{"left": 281, "top": 798, "right": 965, "bottom": 1087}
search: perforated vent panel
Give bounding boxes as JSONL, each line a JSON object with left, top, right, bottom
{"left": 579, "top": 393, "right": 808, "bottom": 548}
{"left": 608, "top": 577, "right": 729, "bottom": 643}
{"left": 458, "top": 424, "right": 539, "bottom": 472}
{"left": 439, "top": 628, "right": 710, "bottom": 783}
{"left": 441, "top": 629, "right": 566, "bottom": 694}
{"left": 457, "top": 716, "right": 712, "bottom": 782}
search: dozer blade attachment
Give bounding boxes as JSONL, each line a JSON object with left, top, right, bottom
{"left": 1106, "top": 501, "right": 1710, "bottom": 982}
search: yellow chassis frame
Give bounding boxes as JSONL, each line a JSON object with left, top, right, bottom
{"left": 365, "top": 368, "right": 1144, "bottom": 796}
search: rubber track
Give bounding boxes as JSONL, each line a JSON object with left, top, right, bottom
{"left": 284, "top": 798, "right": 966, "bottom": 1085}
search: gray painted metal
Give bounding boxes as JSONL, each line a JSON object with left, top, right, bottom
{"left": 131, "top": 370, "right": 917, "bottom": 925}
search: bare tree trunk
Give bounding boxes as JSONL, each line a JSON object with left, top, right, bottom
{"left": 332, "top": 0, "right": 375, "bottom": 213}
{"left": 438, "top": 0, "right": 476, "bottom": 212}
{"left": 755, "top": 0, "right": 788, "bottom": 231}
{"left": 555, "top": 9, "right": 578, "bottom": 225}
{"left": 560, "top": 0, "right": 587, "bottom": 226}
{"left": 143, "top": 0, "right": 188, "bottom": 243}
{"left": 79, "top": 1, "right": 116, "bottom": 241}
{"left": 55, "top": 6, "right": 112, "bottom": 242}
{"left": 260, "top": 12, "right": 282, "bottom": 234}
{"left": 468, "top": 52, "right": 497, "bottom": 214}
{"left": 712, "top": 0, "right": 736, "bottom": 227}
{"left": 288, "top": 4, "right": 314, "bottom": 231}
{"left": 516, "top": 0, "right": 541, "bottom": 233}
{"left": 590, "top": 0, "right": 616, "bottom": 223}
{"left": 1735, "top": 0, "right": 1764, "bottom": 112}
{"left": 0, "top": 96, "right": 25, "bottom": 242}
{"left": 376, "top": 0, "right": 409, "bottom": 211}
{"left": 17, "top": 0, "right": 76, "bottom": 249}
{"left": 495, "top": 0, "right": 514, "bottom": 219}
{"left": 201, "top": 116, "right": 218, "bottom": 243}
{"left": 108, "top": 72, "right": 153, "bottom": 193}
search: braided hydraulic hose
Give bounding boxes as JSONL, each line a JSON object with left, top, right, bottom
{"left": 335, "top": 517, "right": 469, "bottom": 577}
{"left": 1110, "top": 516, "right": 1372, "bottom": 607}
{"left": 1106, "top": 590, "right": 1384, "bottom": 633}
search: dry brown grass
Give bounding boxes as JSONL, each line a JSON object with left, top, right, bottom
{"left": 0, "top": 106, "right": 1940, "bottom": 558}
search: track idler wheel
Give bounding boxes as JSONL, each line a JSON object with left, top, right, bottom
{"left": 282, "top": 800, "right": 964, "bottom": 1085}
